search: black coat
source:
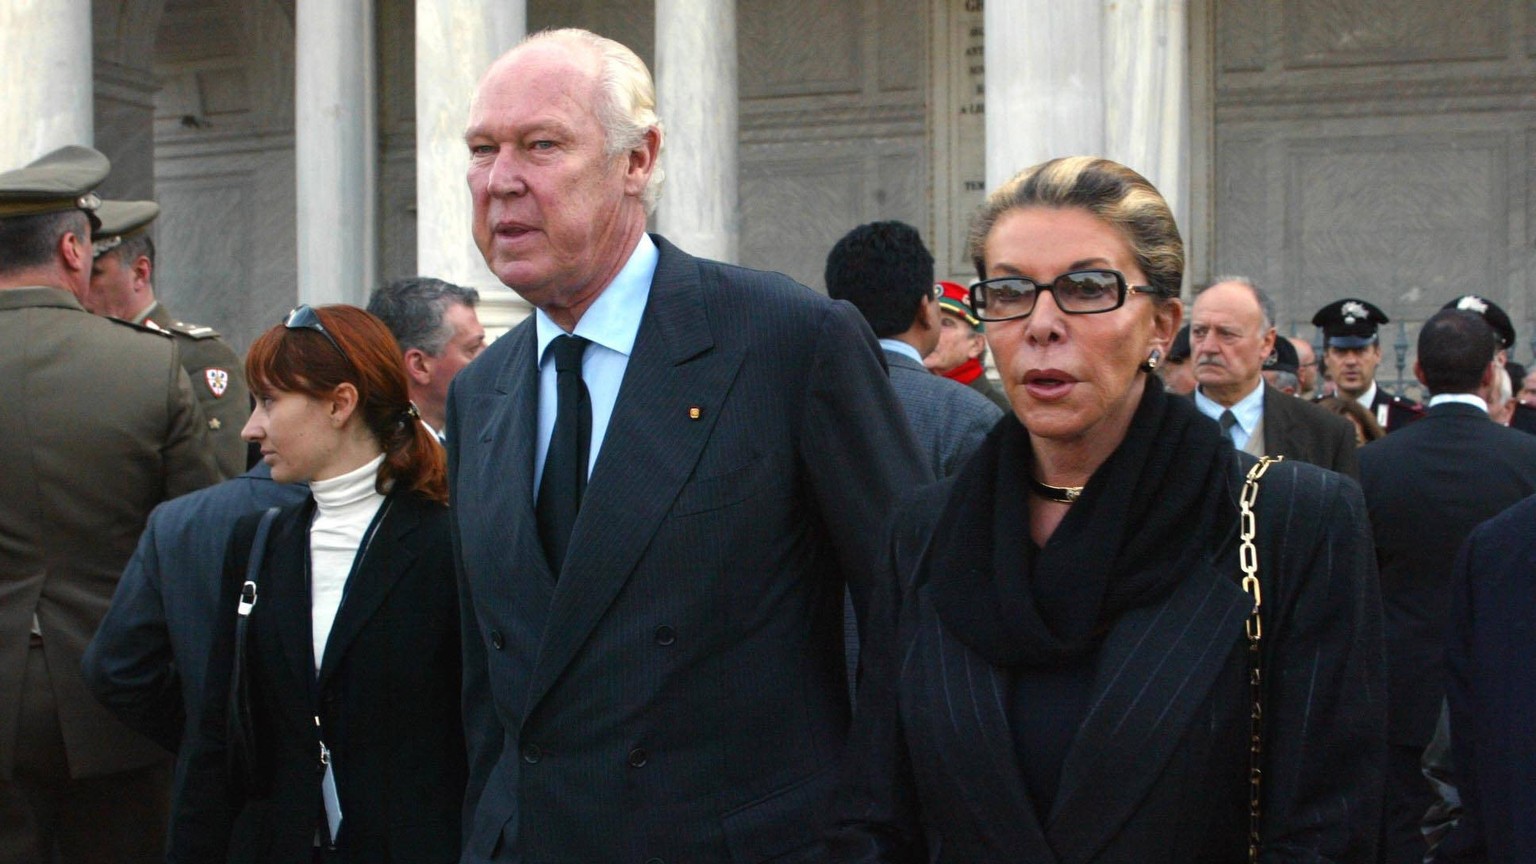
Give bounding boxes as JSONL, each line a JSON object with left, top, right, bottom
{"left": 831, "top": 453, "right": 1386, "bottom": 863}
{"left": 172, "top": 490, "right": 466, "bottom": 864}
{"left": 1357, "top": 401, "right": 1536, "bottom": 746}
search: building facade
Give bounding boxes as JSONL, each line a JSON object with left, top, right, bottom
{"left": 5, "top": 0, "right": 1533, "bottom": 394}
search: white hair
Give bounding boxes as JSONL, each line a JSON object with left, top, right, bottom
{"left": 520, "top": 28, "right": 667, "bottom": 212}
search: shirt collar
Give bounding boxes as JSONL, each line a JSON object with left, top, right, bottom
{"left": 535, "top": 233, "right": 659, "bottom": 364}
{"left": 1428, "top": 392, "right": 1488, "bottom": 413}
{"left": 1353, "top": 381, "right": 1379, "bottom": 411}
{"left": 878, "top": 338, "right": 923, "bottom": 365}
{"left": 1193, "top": 378, "right": 1265, "bottom": 432}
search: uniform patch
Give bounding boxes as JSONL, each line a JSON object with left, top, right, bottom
{"left": 205, "top": 368, "right": 230, "bottom": 398}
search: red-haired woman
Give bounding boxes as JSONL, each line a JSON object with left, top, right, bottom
{"left": 173, "top": 305, "right": 465, "bottom": 863}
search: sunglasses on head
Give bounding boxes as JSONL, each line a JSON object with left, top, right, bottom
{"left": 283, "top": 305, "right": 352, "bottom": 365}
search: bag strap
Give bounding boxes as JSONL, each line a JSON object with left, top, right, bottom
{"left": 230, "top": 507, "right": 282, "bottom": 722}
{"left": 1238, "top": 455, "right": 1280, "bottom": 864}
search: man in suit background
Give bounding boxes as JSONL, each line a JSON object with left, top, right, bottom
{"left": 81, "top": 463, "right": 307, "bottom": 847}
{"left": 1431, "top": 493, "right": 1536, "bottom": 863}
{"left": 0, "top": 147, "right": 222, "bottom": 862}
{"left": 824, "top": 220, "right": 1002, "bottom": 479}
{"left": 367, "top": 276, "right": 486, "bottom": 442}
{"left": 1189, "top": 277, "right": 1359, "bottom": 477}
{"left": 85, "top": 199, "right": 250, "bottom": 478}
{"left": 1357, "top": 309, "right": 1536, "bottom": 864}
{"left": 449, "top": 29, "right": 927, "bottom": 863}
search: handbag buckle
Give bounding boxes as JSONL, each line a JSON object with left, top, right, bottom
{"left": 238, "top": 580, "right": 258, "bottom": 616}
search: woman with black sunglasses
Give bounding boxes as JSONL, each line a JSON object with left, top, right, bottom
{"left": 829, "top": 158, "right": 1385, "bottom": 863}
{"left": 172, "top": 305, "right": 464, "bottom": 863}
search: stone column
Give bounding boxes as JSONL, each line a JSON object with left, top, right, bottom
{"left": 415, "top": 0, "right": 524, "bottom": 328}
{"left": 654, "top": 0, "right": 738, "bottom": 263}
{"left": 1104, "top": 0, "right": 1189, "bottom": 232}
{"left": 295, "top": 0, "right": 377, "bottom": 306}
{"left": 983, "top": 0, "right": 1187, "bottom": 231}
{"left": 984, "top": 0, "right": 1103, "bottom": 191}
{"left": 0, "top": 2, "right": 93, "bottom": 165}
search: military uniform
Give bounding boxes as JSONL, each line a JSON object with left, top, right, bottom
{"left": 1313, "top": 297, "right": 1422, "bottom": 433}
{"left": 137, "top": 301, "right": 250, "bottom": 477}
{"left": 92, "top": 200, "right": 251, "bottom": 479}
{"left": 0, "top": 146, "right": 222, "bottom": 863}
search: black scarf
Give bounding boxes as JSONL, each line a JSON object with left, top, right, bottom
{"left": 925, "top": 377, "right": 1236, "bottom": 668}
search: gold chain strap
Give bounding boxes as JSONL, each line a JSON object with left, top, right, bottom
{"left": 1239, "top": 455, "right": 1280, "bottom": 864}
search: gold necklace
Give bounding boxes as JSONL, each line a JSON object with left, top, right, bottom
{"left": 1027, "top": 476, "right": 1084, "bottom": 504}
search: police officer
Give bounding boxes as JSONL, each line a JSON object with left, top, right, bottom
{"left": 1442, "top": 293, "right": 1536, "bottom": 434}
{"left": 1312, "top": 297, "right": 1422, "bottom": 432}
{"left": 88, "top": 199, "right": 251, "bottom": 477}
{"left": 0, "top": 146, "right": 222, "bottom": 863}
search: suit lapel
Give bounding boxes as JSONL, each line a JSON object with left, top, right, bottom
{"left": 315, "top": 496, "right": 419, "bottom": 690}
{"left": 1044, "top": 555, "right": 1248, "bottom": 864}
{"left": 910, "top": 593, "right": 1056, "bottom": 859}
{"left": 521, "top": 240, "right": 745, "bottom": 721}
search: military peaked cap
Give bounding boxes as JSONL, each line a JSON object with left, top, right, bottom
{"left": 0, "top": 146, "right": 109, "bottom": 224}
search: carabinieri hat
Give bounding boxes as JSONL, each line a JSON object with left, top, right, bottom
{"left": 92, "top": 200, "right": 160, "bottom": 259}
{"left": 1312, "top": 298, "right": 1389, "bottom": 349}
{"left": 0, "top": 145, "right": 109, "bottom": 229}
{"left": 1442, "top": 294, "right": 1515, "bottom": 350}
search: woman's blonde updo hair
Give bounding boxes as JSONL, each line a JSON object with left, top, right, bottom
{"left": 967, "top": 156, "right": 1183, "bottom": 301}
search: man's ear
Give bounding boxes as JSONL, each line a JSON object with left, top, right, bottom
{"left": 58, "top": 229, "right": 89, "bottom": 274}
{"left": 623, "top": 126, "right": 662, "bottom": 199}
{"left": 1414, "top": 360, "right": 1429, "bottom": 389}
{"left": 403, "top": 348, "right": 434, "bottom": 386}
{"left": 966, "top": 331, "right": 986, "bottom": 361}
{"left": 130, "top": 254, "right": 153, "bottom": 290}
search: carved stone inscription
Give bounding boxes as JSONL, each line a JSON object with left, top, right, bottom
{"left": 933, "top": 0, "right": 986, "bottom": 277}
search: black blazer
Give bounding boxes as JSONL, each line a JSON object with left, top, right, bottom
{"left": 447, "top": 235, "right": 929, "bottom": 863}
{"left": 831, "top": 454, "right": 1385, "bottom": 863}
{"left": 1358, "top": 401, "right": 1536, "bottom": 746}
{"left": 1433, "top": 494, "right": 1536, "bottom": 863}
{"left": 172, "top": 490, "right": 465, "bottom": 864}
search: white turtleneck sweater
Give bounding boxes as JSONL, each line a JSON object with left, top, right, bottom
{"left": 308, "top": 453, "right": 387, "bottom": 670}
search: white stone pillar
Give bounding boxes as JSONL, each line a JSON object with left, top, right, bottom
{"left": 0, "top": 1, "right": 93, "bottom": 165}
{"left": 1104, "top": 0, "right": 1189, "bottom": 232}
{"left": 984, "top": 0, "right": 1103, "bottom": 190}
{"left": 295, "top": 0, "right": 377, "bottom": 306}
{"left": 654, "top": 0, "right": 738, "bottom": 264}
{"left": 982, "top": 0, "right": 1188, "bottom": 232}
{"left": 415, "top": 0, "right": 524, "bottom": 328}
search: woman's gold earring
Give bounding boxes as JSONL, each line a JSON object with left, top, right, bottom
{"left": 1141, "top": 348, "right": 1162, "bottom": 372}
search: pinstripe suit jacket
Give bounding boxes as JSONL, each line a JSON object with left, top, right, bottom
{"left": 448, "top": 236, "right": 929, "bottom": 863}
{"left": 832, "top": 453, "right": 1386, "bottom": 864}
{"left": 883, "top": 350, "right": 1003, "bottom": 479}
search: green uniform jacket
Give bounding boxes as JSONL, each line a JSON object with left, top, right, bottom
{"left": 142, "top": 300, "right": 250, "bottom": 478}
{"left": 0, "top": 287, "right": 222, "bottom": 780}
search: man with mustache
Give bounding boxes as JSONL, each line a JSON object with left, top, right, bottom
{"left": 1189, "top": 277, "right": 1359, "bottom": 477}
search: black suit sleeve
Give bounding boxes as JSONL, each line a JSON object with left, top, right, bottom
{"left": 1260, "top": 469, "right": 1385, "bottom": 861}
{"left": 1429, "top": 534, "right": 1489, "bottom": 862}
{"left": 166, "top": 517, "right": 253, "bottom": 863}
{"left": 81, "top": 507, "right": 185, "bottom": 751}
{"left": 797, "top": 301, "right": 931, "bottom": 625}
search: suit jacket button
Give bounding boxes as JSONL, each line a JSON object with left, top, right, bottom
{"left": 490, "top": 631, "right": 505, "bottom": 651}
{"left": 653, "top": 625, "right": 676, "bottom": 646}
{"left": 628, "top": 747, "right": 648, "bottom": 768}
{"left": 521, "top": 743, "right": 542, "bottom": 764}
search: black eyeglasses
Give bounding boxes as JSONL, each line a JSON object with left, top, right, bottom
{"left": 969, "top": 269, "right": 1168, "bottom": 322}
{"left": 283, "top": 305, "right": 351, "bottom": 365}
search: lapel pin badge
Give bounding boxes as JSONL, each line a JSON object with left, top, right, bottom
{"left": 688, "top": 406, "right": 702, "bottom": 420}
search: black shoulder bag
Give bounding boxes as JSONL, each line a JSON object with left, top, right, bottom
{"left": 227, "top": 506, "right": 281, "bottom": 792}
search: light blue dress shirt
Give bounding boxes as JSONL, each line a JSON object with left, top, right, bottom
{"left": 878, "top": 338, "right": 923, "bottom": 365}
{"left": 532, "top": 234, "right": 659, "bottom": 500}
{"left": 1194, "top": 381, "right": 1264, "bottom": 451}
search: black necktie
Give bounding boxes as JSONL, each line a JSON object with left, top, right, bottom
{"left": 1219, "top": 408, "right": 1239, "bottom": 443}
{"left": 537, "top": 335, "right": 591, "bottom": 575}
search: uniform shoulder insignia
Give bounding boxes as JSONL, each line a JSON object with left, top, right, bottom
{"left": 166, "top": 319, "right": 222, "bottom": 340}
{"left": 107, "top": 316, "right": 174, "bottom": 338}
